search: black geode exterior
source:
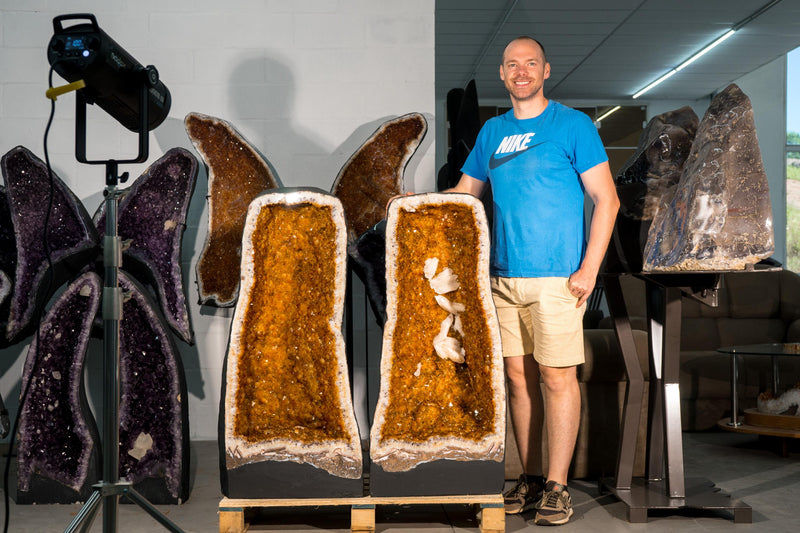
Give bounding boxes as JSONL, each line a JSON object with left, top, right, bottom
{"left": 1, "top": 146, "right": 99, "bottom": 343}
{"left": 347, "top": 219, "right": 387, "bottom": 327}
{"left": 16, "top": 272, "right": 102, "bottom": 504}
{"left": 118, "top": 270, "right": 190, "bottom": 504}
{"left": 0, "top": 186, "right": 16, "bottom": 344}
{"left": 94, "top": 148, "right": 198, "bottom": 345}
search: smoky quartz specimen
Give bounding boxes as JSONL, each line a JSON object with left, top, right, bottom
{"left": 608, "top": 106, "right": 699, "bottom": 273}
{"left": 644, "top": 84, "right": 774, "bottom": 271}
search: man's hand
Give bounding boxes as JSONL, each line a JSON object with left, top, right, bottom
{"left": 568, "top": 268, "right": 595, "bottom": 307}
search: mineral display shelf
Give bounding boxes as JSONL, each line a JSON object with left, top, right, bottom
{"left": 599, "top": 264, "right": 781, "bottom": 523}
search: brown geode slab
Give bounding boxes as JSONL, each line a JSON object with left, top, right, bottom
{"left": 185, "top": 112, "right": 279, "bottom": 307}
{"left": 221, "top": 189, "right": 361, "bottom": 484}
{"left": 16, "top": 271, "right": 102, "bottom": 503}
{"left": 331, "top": 112, "right": 427, "bottom": 241}
{"left": 94, "top": 148, "right": 198, "bottom": 344}
{"left": 643, "top": 84, "right": 774, "bottom": 271}
{"left": 370, "top": 193, "right": 505, "bottom": 473}
{"left": 1, "top": 146, "right": 99, "bottom": 343}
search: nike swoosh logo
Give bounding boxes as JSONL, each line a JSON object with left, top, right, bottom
{"left": 488, "top": 141, "right": 546, "bottom": 169}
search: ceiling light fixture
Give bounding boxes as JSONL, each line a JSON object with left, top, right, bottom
{"left": 595, "top": 105, "right": 622, "bottom": 123}
{"left": 632, "top": 0, "right": 783, "bottom": 99}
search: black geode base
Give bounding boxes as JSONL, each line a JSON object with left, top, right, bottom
{"left": 369, "top": 459, "right": 504, "bottom": 497}
{"left": 15, "top": 451, "right": 100, "bottom": 504}
{"left": 221, "top": 460, "right": 364, "bottom": 499}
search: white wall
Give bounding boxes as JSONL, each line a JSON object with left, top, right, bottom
{"left": 0, "top": 0, "right": 435, "bottom": 441}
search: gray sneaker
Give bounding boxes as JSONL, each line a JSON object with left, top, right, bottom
{"left": 534, "top": 481, "right": 573, "bottom": 526}
{"left": 503, "top": 474, "right": 544, "bottom": 515}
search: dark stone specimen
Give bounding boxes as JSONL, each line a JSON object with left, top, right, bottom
{"left": 347, "top": 219, "right": 387, "bottom": 327}
{"left": 644, "top": 84, "right": 774, "bottom": 271}
{"left": 0, "top": 186, "right": 16, "bottom": 344}
{"left": 16, "top": 272, "right": 102, "bottom": 504}
{"left": 94, "top": 148, "right": 198, "bottom": 344}
{"left": 607, "top": 106, "right": 698, "bottom": 273}
{"left": 1, "top": 146, "right": 99, "bottom": 343}
{"left": 437, "top": 80, "right": 480, "bottom": 192}
{"left": 117, "top": 270, "right": 190, "bottom": 504}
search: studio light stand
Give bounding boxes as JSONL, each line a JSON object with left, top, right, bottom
{"left": 58, "top": 68, "right": 184, "bottom": 533}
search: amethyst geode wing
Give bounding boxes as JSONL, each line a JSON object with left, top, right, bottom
{"left": 118, "top": 270, "right": 190, "bottom": 504}
{"left": 185, "top": 112, "right": 279, "bottom": 308}
{"left": 16, "top": 271, "right": 102, "bottom": 504}
{"left": 1, "top": 146, "right": 99, "bottom": 343}
{"left": 94, "top": 148, "right": 198, "bottom": 344}
{"left": 643, "top": 84, "right": 774, "bottom": 271}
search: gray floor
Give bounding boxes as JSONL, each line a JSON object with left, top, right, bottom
{"left": 3, "top": 431, "right": 798, "bottom": 532}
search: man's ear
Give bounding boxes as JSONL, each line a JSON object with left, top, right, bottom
{"left": 544, "top": 62, "right": 551, "bottom": 80}
{"left": 499, "top": 64, "right": 505, "bottom": 81}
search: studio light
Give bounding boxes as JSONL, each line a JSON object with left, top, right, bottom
{"left": 47, "top": 13, "right": 171, "bottom": 132}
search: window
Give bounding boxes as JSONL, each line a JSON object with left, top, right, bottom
{"left": 787, "top": 46, "right": 800, "bottom": 271}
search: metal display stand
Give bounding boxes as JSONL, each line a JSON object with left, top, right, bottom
{"left": 63, "top": 87, "right": 184, "bottom": 533}
{"left": 601, "top": 271, "right": 753, "bottom": 523}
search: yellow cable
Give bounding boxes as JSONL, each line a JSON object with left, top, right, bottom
{"left": 45, "top": 79, "right": 86, "bottom": 101}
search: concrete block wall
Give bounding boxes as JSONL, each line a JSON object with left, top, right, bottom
{"left": 0, "top": 0, "right": 435, "bottom": 441}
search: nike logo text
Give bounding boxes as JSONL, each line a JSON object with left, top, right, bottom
{"left": 489, "top": 133, "right": 544, "bottom": 169}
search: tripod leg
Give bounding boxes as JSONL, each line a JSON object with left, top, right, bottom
{"left": 63, "top": 490, "right": 102, "bottom": 533}
{"left": 123, "top": 488, "right": 185, "bottom": 533}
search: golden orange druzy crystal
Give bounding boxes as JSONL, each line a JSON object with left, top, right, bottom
{"left": 185, "top": 112, "right": 278, "bottom": 307}
{"left": 224, "top": 190, "right": 361, "bottom": 479}
{"left": 370, "top": 193, "right": 504, "bottom": 472}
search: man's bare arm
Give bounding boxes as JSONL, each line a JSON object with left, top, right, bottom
{"left": 568, "top": 161, "right": 620, "bottom": 306}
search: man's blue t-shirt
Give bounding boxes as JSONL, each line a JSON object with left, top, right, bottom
{"left": 461, "top": 101, "right": 608, "bottom": 278}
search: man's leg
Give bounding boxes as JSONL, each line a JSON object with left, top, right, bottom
{"left": 504, "top": 354, "right": 543, "bottom": 475}
{"left": 539, "top": 364, "right": 580, "bottom": 486}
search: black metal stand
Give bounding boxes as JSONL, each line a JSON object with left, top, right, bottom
{"left": 63, "top": 84, "right": 184, "bottom": 533}
{"left": 601, "top": 272, "right": 752, "bottom": 524}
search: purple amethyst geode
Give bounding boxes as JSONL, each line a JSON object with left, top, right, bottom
{"left": 16, "top": 271, "right": 102, "bottom": 503}
{"left": 94, "top": 148, "right": 198, "bottom": 344}
{"left": 1, "top": 146, "right": 99, "bottom": 343}
{"left": 118, "top": 270, "right": 190, "bottom": 503}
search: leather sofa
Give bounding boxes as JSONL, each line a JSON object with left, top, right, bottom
{"left": 505, "top": 268, "right": 800, "bottom": 481}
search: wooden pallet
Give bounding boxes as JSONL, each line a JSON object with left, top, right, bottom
{"left": 219, "top": 493, "right": 505, "bottom": 533}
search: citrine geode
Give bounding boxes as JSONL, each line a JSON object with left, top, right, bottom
{"left": 221, "top": 189, "right": 361, "bottom": 494}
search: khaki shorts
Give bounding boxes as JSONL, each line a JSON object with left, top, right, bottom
{"left": 491, "top": 276, "right": 585, "bottom": 367}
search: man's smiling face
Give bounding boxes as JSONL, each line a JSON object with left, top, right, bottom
{"left": 500, "top": 38, "right": 551, "bottom": 104}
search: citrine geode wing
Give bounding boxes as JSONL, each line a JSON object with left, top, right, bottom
{"left": 185, "top": 112, "right": 279, "bottom": 307}
{"left": 331, "top": 112, "right": 427, "bottom": 242}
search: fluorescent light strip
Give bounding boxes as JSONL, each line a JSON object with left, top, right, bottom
{"left": 595, "top": 105, "right": 621, "bottom": 122}
{"left": 676, "top": 29, "right": 736, "bottom": 72}
{"left": 632, "top": 28, "right": 737, "bottom": 99}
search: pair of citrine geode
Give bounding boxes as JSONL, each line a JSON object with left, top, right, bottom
{"left": 223, "top": 191, "right": 505, "bottom": 479}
